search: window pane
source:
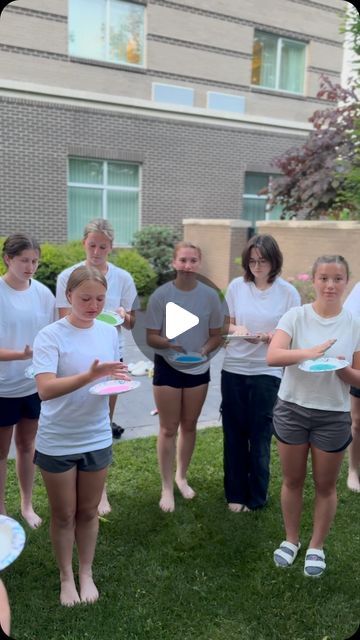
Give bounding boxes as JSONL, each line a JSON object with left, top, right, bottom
{"left": 68, "top": 187, "right": 103, "bottom": 239}
{"left": 243, "top": 198, "right": 267, "bottom": 227}
{"left": 153, "top": 84, "right": 194, "bottom": 107}
{"left": 108, "top": 190, "right": 139, "bottom": 245}
{"left": 108, "top": 162, "right": 139, "bottom": 187}
{"left": 244, "top": 173, "right": 269, "bottom": 195}
{"left": 280, "top": 40, "right": 305, "bottom": 93}
{"left": 252, "top": 33, "right": 277, "bottom": 88}
{"left": 69, "top": 0, "right": 106, "bottom": 61}
{"left": 109, "top": 0, "right": 144, "bottom": 65}
{"left": 69, "top": 159, "right": 103, "bottom": 185}
{"left": 207, "top": 92, "right": 245, "bottom": 113}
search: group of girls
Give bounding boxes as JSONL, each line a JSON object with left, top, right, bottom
{"left": 1, "top": 227, "right": 360, "bottom": 611}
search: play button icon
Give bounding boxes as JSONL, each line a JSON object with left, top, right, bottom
{"left": 165, "top": 302, "right": 199, "bottom": 340}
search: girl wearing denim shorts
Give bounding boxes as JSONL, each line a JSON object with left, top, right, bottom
{"left": 33, "top": 266, "right": 129, "bottom": 607}
{"left": 268, "top": 255, "right": 360, "bottom": 577}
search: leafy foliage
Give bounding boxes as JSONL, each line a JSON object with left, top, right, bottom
{"left": 266, "top": 77, "right": 360, "bottom": 219}
{"left": 132, "top": 225, "right": 180, "bottom": 284}
{"left": 111, "top": 248, "right": 157, "bottom": 296}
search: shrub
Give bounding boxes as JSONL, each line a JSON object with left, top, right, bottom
{"left": 111, "top": 249, "right": 157, "bottom": 297}
{"left": 35, "top": 243, "right": 76, "bottom": 293}
{"left": 287, "top": 273, "right": 315, "bottom": 304}
{"left": 132, "top": 225, "right": 180, "bottom": 284}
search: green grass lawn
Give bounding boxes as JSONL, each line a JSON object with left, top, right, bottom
{"left": 3, "top": 428, "right": 360, "bottom": 640}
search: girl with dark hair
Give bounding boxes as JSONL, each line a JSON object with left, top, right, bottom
{"left": 221, "top": 234, "right": 300, "bottom": 512}
{"left": 0, "top": 234, "right": 55, "bottom": 528}
{"left": 268, "top": 254, "right": 360, "bottom": 577}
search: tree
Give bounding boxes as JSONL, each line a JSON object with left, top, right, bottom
{"left": 266, "top": 76, "right": 360, "bottom": 219}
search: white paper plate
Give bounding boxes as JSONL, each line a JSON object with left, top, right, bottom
{"left": 89, "top": 380, "right": 140, "bottom": 395}
{"left": 223, "top": 334, "right": 261, "bottom": 340}
{"left": 96, "top": 311, "right": 124, "bottom": 327}
{"left": 299, "top": 357, "right": 350, "bottom": 373}
{"left": 24, "top": 364, "right": 35, "bottom": 379}
{"left": 0, "top": 515, "right": 26, "bottom": 571}
{"left": 170, "top": 352, "right": 207, "bottom": 364}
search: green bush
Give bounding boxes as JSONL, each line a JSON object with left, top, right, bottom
{"left": 132, "top": 225, "right": 180, "bottom": 284}
{"left": 111, "top": 249, "right": 157, "bottom": 297}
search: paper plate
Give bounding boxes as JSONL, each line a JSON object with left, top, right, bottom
{"left": 89, "top": 380, "right": 140, "bottom": 395}
{"left": 299, "top": 357, "right": 350, "bottom": 373}
{"left": 96, "top": 311, "right": 124, "bottom": 327}
{"left": 223, "top": 334, "right": 261, "bottom": 340}
{"left": 24, "top": 364, "right": 35, "bottom": 379}
{"left": 0, "top": 515, "right": 26, "bottom": 571}
{"left": 171, "top": 352, "right": 207, "bottom": 365}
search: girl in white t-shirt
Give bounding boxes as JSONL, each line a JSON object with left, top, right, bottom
{"left": 0, "top": 234, "right": 55, "bottom": 528}
{"left": 221, "top": 234, "right": 300, "bottom": 513}
{"left": 267, "top": 255, "right": 360, "bottom": 578}
{"left": 146, "top": 242, "right": 223, "bottom": 513}
{"left": 56, "top": 218, "right": 139, "bottom": 516}
{"left": 33, "top": 266, "right": 129, "bottom": 607}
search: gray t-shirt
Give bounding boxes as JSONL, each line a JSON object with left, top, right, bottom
{"left": 146, "top": 281, "right": 224, "bottom": 375}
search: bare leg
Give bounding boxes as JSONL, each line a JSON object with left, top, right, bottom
{"left": 309, "top": 446, "right": 345, "bottom": 549}
{"left": 175, "top": 384, "right": 208, "bottom": 500}
{"left": 0, "top": 578, "right": 11, "bottom": 636}
{"left": 40, "top": 467, "right": 80, "bottom": 607}
{"left": 153, "top": 386, "right": 182, "bottom": 512}
{"left": 76, "top": 467, "right": 108, "bottom": 604}
{"left": 347, "top": 395, "right": 360, "bottom": 492}
{"left": 15, "top": 418, "right": 41, "bottom": 528}
{"left": 0, "top": 427, "right": 13, "bottom": 515}
{"left": 97, "top": 398, "right": 117, "bottom": 516}
{"left": 277, "top": 441, "right": 309, "bottom": 545}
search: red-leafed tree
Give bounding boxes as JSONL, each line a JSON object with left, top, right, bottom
{"left": 265, "top": 76, "right": 360, "bottom": 219}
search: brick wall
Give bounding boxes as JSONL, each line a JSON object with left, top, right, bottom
{"left": 1, "top": 96, "right": 304, "bottom": 244}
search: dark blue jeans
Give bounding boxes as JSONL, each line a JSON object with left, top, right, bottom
{"left": 221, "top": 370, "right": 280, "bottom": 510}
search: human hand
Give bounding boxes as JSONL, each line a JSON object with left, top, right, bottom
{"left": 168, "top": 339, "right": 186, "bottom": 353}
{"left": 22, "top": 345, "right": 33, "bottom": 360}
{"left": 89, "top": 359, "right": 131, "bottom": 381}
{"left": 304, "top": 338, "right": 337, "bottom": 361}
{"left": 233, "top": 325, "right": 250, "bottom": 336}
{"left": 116, "top": 306, "right": 126, "bottom": 319}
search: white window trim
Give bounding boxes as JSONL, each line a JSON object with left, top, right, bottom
{"left": 251, "top": 32, "right": 306, "bottom": 95}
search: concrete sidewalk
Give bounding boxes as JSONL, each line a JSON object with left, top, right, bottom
{"left": 9, "top": 313, "right": 224, "bottom": 457}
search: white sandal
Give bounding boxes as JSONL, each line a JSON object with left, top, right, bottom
{"left": 274, "top": 540, "right": 301, "bottom": 567}
{"left": 304, "top": 548, "right": 326, "bottom": 577}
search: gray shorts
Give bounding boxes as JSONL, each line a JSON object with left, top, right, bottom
{"left": 34, "top": 445, "right": 112, "bottom": 473}
{"left": 273, "top": 398, "right": 352, "bottom": 453}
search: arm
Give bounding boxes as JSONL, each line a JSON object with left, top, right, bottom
{"left": 146, "top": 329, "right": 184, "bottom": 352}
{"left": 200, "top": 328, "right": 222, "bottom": 356}
{"left": 0, "top": 344, "right": 32, "bottom": 361}
{"left": 336, "top": 350, "right": 360, "bottom": 385}
{"left": 116, "top": 308, "right": 135, "bottom": 330}
{"left": 36, "top": 359, "right": 130, "bottom": 401}
{"left": 267, "top": 329, "right": 337, "bottom": 367}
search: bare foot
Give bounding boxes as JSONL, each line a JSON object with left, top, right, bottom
{"left": 79, "top": 572, "right": 99, "bottom": 604}
{"left": 228, "top": 503, "right": 245, "bottom": 513}
{"left": 21, "top": 506, "right": 42, "bottom": 529}
{"left": 159, "top": 489, "right": 175, "bottom": 512}
{"left": 347, "top": 470, "right": 360, "bottom": 492}
{"left": 98, "top": 493, "right": 111, "bottom": 517}
{"left": 60, "top": 577, "right": 80, "bottom": 607}
{"left": 175, "top": 477, "right": 196, "bottom": 500}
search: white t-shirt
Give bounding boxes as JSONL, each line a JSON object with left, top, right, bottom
{"left": 146, "top": 280, "right": 224, "bottom": 375}
{"left": 56, "top": 261, "right": 139, "bottom": 358}
{"left": 277, "top": 304, "right": 360, "bottom": 411}
{"left": 33, "top": 317, "right": 119, "bottom": 456}
{"left": 344, "top": 282, "right": 360, "bottom": 316}
{"left": 0, "top": 278, "right": 55, "bottom": 398}
{"left": 222, "top": 277, "right": 300, "bottom": 378}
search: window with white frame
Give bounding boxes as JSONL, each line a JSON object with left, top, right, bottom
{"left": 251, "top": 31, "right": 306, "bottom": 94}
{"left": 68, "top": 0, "right": 145, "bottom": 67}
{"left": 243, "top": 173, "right": 282, "bottom": 228}
{"left": 68, "top": 158, "right": 140, "bottom": 246}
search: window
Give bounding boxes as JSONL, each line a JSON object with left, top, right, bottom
{"left": 251, "top": 31, "right": 306, "bottom": 94}
{"left": 68, "top": 158, "right": 140, "bottom": 246}
{"left": 69, "top": 0, "right": 145, "bottom": 67}
{"left": 153, "top": 83, "right": 194, "bottom": 107}
{"left": 243, "top": 173, "right": 282, "bottom": 227}
{"left": 207, "top": 92, "right": 245, "bottom": 114}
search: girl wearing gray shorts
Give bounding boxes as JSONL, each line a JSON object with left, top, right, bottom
{"left": 267, "top": 255, "right": 360, "bottom": 577}
{"left": 33, "top": 266, "right": 129, "bottom": 607}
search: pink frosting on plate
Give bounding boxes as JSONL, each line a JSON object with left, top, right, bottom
{"left": 97, "top": 383, "right": 132, "bottom": 395}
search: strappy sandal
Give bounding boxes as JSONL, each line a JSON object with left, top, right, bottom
{"left": 304, "top": 548, "right": 326, "bottom": 577}
{"left": 274, "top": 540, "right": 301, "bottom": 567}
